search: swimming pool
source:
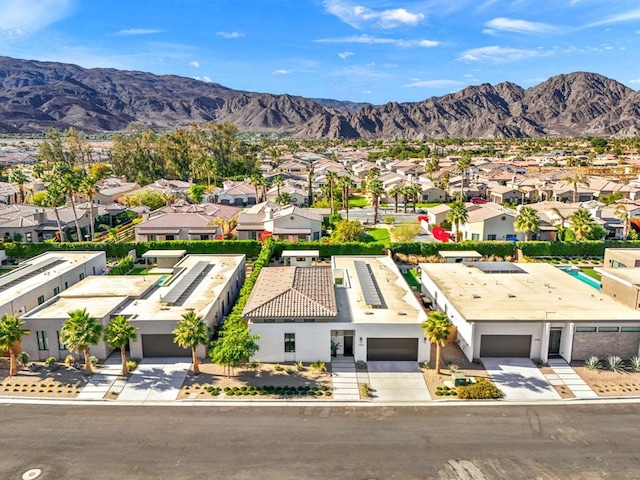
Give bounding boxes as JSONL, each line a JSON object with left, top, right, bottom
{"left": 556, "top": 265, "right": 601, "bottom": 290}
{"left": 157, "top": 275, "right": 171, "bottom": 286}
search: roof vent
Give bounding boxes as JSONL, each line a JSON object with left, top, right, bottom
{"left": 472, "top": 294, "right": 481, "bottom": 299}
{"left": 507, "top": 293, "right": 516, "bottom": 298}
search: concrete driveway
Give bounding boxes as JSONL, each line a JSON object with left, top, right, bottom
{"left": 367, "top": 361, "right": 430, "bottom": 402}
{"left": 481, "top": 357, "right": 560, "bottom": 401}
{"left": 118, "top": 358, "right": 191, "bottom": 401}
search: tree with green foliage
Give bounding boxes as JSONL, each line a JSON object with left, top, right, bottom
{"left": 562, "top": 173, "right": 590, "bottom": 203}
{"left": 0, "top": 314, "right": 30, "bottom": 376}
{"left": 104, "top": 315, "right": 138, "bottom": 376}
{"left": 60, "top": 308, "right": 103, "bottom": 374}
{"left": 90, "top": 162, "right": 112, "bottom": 180}
{"left": 422, "top": 311, "right": 452, "bottom": 375}
{"left": 325, "top": 171, "right": 338, "bottom": 214}
{"left": 275, "top": 192, "right": 294, "bottom": 205}
{"left": 455, "top": 154, "right": 472, "bottom": 201}
{"left": 272, "top": 175, "right": 284, "bottom": 197}
{"left": 42, "top": 181, "right": 67, "bottom": 242}
{"left": 338, "top": 175, "right": 356, "bottom": 220}
{"left": 209, "top": 319, "right": 260, "bottom": 377}
{"left": 129, "top": 190, "right": 167, "bottom": 211}
{"left": 52, "top": 163, "right": 83, "bottom": 241}
{"left": 388, "top": 185, "right": 403, "bottom": 214}
{"left": 9, "top": 168, "right": 27, "bottom": 203}
{"left": 615, "top": 204, "right": 630, "bottom": 239}
{"left": 79, "top": 175, "right": 98, "bottom": 240}
{"left": 390, "top": 222, "right": 420, "bottom": 242}
{"left": 173, "top": 311, "right": 211, "bottom": 375}
{"left": 366, "top": 172, "right": 384, "bottom": 226}
{"left": 446, "top": 201, "right": 469, "bottom": 242}
{"left": 331, "top": 219, "right": 364, "bottom": 242}
{"left": 514, "top": 206, "right": 540, "bottom": 241}
{"left": 189, "top": 184, "right": 206, "bottom": 204}
{"left": 569, "top": 208, "right": 597, "bottom": 240}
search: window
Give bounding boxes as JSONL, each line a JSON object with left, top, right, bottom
{"left": 598, "top": 326, "right": 619, "bottom": 333}
{"left": 506, "top": 234, "right": 517, "bottom": 241}
{"left": 284, "top": 333, "right": 295, "bottom": 353}
{"left": 263, "top": 319, "right": 275, "bottom": 323}
{"left": 64, "top": 282, "right": 68, "bottom": 289}
{"left": 303, "top": 319, "right": 315, "bottom": 323}
{"left": 53, "top": 287, "right": 60, "bottom": 296}
{"left": 57, "top": 331, "right": 67, "bottom": 350}
{"left": 37, "top": 331, "right": 49, "bottom": 351}
{"left": 471, "top": 234, "right": 480, "bottom": 241}
{"left": 25, "top": 233, "right": 32, "bottom": 242}
{"left": 487, "top": 234, "right": 497, "bottom": 241}
{"left": 37, "top": 295, "right": 45, "bottom": 305}
{"left": 79, "top": 273, "right": 85, "bottom": 281}
{"left": 575, "top": 327, "right": 596, "bottom": 333}
{"left": 621, "top": 326, "right": 640, "bottom": 332}
{"left": 165, "top": 235, "right": 175, "bottom": 241}
{"left": 284, "top": 319, "right": 295, "bottom": 323}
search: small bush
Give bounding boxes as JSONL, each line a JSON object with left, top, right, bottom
{"left": 448, "top": 364, "right": 459, "bottom": 374}
{"left": 584, "top": 356, "right": 600, "bottom": 370}
{"left": 355, "top": 361, "right": 367, "bottom": 370}
{"left": 285, "top": 367, "right": 295, "bottom": 375}
{"left": 295, "top": 361, "right": 304, "bottom": 371}
{"left": 248, "top": 360, "right": 260, "bottom": 372}
{"left": 89, "top": 356, "right": 99, "bottom": 366}
{"left": 606, "top": 355, "right": 624, "bottom": 372}
{"left": 274, "top": 363, "right": 283, "bottom": 371}
{"left": 310, "top": 361, "right": 326, "bottom": 373}
{"left": 45, "top": 356, "right": 57, "bottom": 367}
{"left": 422, "top": 360, "right": 430, "bottom": 369}
{"left": 629, "top": 356, "right": 640, "bottom": 372}
{"left": 126, "top": 360, "right": 137, "bottom": 372}
{"left": 17, "top": 351, "right": 29, "bottom": 367}
{"left": 64, "top": 355, "right": 75, "bottom": 366}
{"left": 456, "top": 378, "right": 504, "bottom": 400}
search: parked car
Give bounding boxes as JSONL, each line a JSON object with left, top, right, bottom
{"left": 470, "top": 197, "right": 487, "bottom": 204}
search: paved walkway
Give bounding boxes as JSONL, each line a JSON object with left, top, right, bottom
{"left": 331, "top": 356, "right": 360, "bottom": 401}
{"left": 482, "top": 357, "right": 561, "bottom": 401}
{"left": 76, "top": 358, "right": 127, "bottom": 400}
{"left": 545, "top": 358, "right": 598, "bottom": 399}
{"left": 118, "top": 358, "right": 191, "bottom": 402}
{"left": 367, "top": 362, "right": 430, "bottom": 402}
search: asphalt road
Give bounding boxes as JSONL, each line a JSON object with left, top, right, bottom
{"left": 2, "top": 403, "right": 640, "bottom": 479}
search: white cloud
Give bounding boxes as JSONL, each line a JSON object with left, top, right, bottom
{"left": 588, "top": 8, "right": 640, "bottom": 27}
{"left": 459, "top": 45, "right": 552, "bottom": 63}
{"left": 323, "top": 0, "right": 424, "bottom": 29}
{"left": 361, "top": 90, "right": 373, "bottom": 94}
{"left": 189, "top": 60, "right": 200, "bottom": 68}
{"left": 316, "top": 34, "right": 439, "bottom": 48}
{"left": 273, "top": 69, "right": 292, "bottom": 75}
{"left": 0, "top": 0, "right": 75, "bottom": 36}
{"left": 403, "top": 79, "right": 465, "bottom": 88}
{"left": 116, "top": 28, "right": 163, "bottom": 36}
{"left": 338, "top": 51, "right": 354, "bottom": 59}
{"left": 629, "top": 79, "right": 640, "bottom": 84}
{"left": 194, "top": 76, "right": 212, "bottom": 83}
{"left": 484, "top": 17, "right": 560, "bottom": 35}
{"left": 216, "top": 31, "right": 245, "bottom": 39}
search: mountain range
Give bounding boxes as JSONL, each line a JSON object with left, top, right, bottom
{"left": 0, "top": 56, "right": 638, "bottom": 139}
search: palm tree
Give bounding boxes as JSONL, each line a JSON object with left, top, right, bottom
{"left": 104, "top": 315, "right": 138, "bottom": 376}
{"left": 0, "top": 314, "right": 30, "bottom": 376}
{"left": 614, "top": 204, "right": 630, "bottom": 239}
{"left": 425, "top": 157, "right": 439, "bottom": 180}
{"left": 549, "top": 207, "right": 569, "bottom": 241}
{"left": 562, "top": 173, "right": 590, "bottom": 203}
{"left": 408, "top": 184, "right": 422, "bottom": 213}
{"left": 249, "top": 173, "right": 265, "bottom": 203}
{"left": 422, "top": 311, "right": 452, "bottom": 375}
{"left": 54, "top": 164, "right": 83, "bottom": 241}
{"left": 79, "top": 175, "right": 98, "bottom": 241}
{"left": 446, "top": 201, "right": 469, "bottom": 242}
{"left": 42, "top": 181, "right": 66, "bottom": 242}
{"left": 569, "top": 208, "right": 596, "bottom": 240}
{"left": 9, "top": 169, "right": 27, "bottom": 204}
{"left": 401, "top": 185, "right": 412, "bottom": 214}
{"left": 338, "top": 176, "right": 356, "bottom": 220}
{"left": 275, "top": 192, "right": 294, "bottom": 205}
{"left": 388, "top": 185, "right": 403, "bottom": 214}
{"left": 325, "top": 171, "right": 338, "bottom": 214}
{"left": 60, "top": 308, "right": 103, "bottom": 375}
{"left": 173, "top": 311, "right": 210, "bottom": 375}
{"left": 455, "top": 154, "right": 472, "bottom": 201}
{"left": 368, "top": 179, "right": 385, "bottom": 226}
{"left": 272, "top": 175, "right": 284, "bottom": 197}
{"left": 514, "top": 206, "right": 540, "bottom": 241}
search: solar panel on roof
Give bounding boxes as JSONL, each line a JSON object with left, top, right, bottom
{"left": 161, "top": 260, "right": 210, "bottom": 305}
{"left": 354, "top": 260, "right": 383, "bottom": 307}
{"left": 464, "top": 261, "right": 526, "bottom": 274}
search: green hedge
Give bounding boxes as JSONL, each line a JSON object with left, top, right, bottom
{"left": 108, "top": 256, "right": 134, "bottom": 275}
{"left": 272, "top": 241, "right": 386, "bottom": 257}
{"left": 517, "top": 240, "right": 640, "bottom": 257}
{"left": 390, "top": 241, "right": 516, "bottom": 258}
{"left": 2, "top": 240, "right": 262, "bottom": 259}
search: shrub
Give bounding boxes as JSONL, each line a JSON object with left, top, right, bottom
{"left": 310, "top": 361, "right": 326, "bottom": 373}
{"left": 448, "top": 364, "right": 459, "bottom": 374}
{"left": 295, "top": 361, "right": 304, "bottom": 371}
{"left": 89, "top": 355, "right": 99, "bottom": 366}
{"left": 248, "top": 360, "right": 260, "bottom": 371}
{"left": 274, "top": 363, "right": 283, "bottom": 371}
{"left": 45, "top": 356, "right": 57, "bottom": 367}
{"left": 606, "top": 355, "right": 624, "bottom": 372}
{"left": 456, "top": 378, "right": 504, "bottom": 400}
{"left": 355, "top": 361, "right": 367, "bottom": 370}
{"left": 17, "top": 351, "right": 29, "bottom": 367}
{"left": 285, "top": 367, "right": 295, "bottom": 375}
{"left": 422, "top": 361, "right": 430, "bottom": 369}
{"left": 630, "top": 356, "right": 640, "bottom": 372}
{"left": 584, "top": 356, "right": 600, "bottom": 370}
{"left": 126, "top": 360, "right": 137, "bottom": 372}
{"left": 64, "top": 355, "right": 75, "bottom": 366}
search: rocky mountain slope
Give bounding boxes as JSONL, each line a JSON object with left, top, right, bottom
{"left": 0, "top": 56, "right": 637, "bottom": 138}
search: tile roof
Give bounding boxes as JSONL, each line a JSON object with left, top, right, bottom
{"left": 243, "top": 266, "right": 337, "bottom": 318}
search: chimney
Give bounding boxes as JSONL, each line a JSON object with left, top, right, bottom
{"left": 264, "top": 206, "right": 272, "bottom": 220}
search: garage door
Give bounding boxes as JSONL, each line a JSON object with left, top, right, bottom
{"left": 367, "top": 338, "right": 418, "bottom": 361}
{"left": 480, "top": 335, "right": 531, "bottom": 357}
{"left": 142, "top": 334, "right": 190, "bottom": 357}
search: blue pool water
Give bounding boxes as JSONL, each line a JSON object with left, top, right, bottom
{"left": 157, "top": 275, "right": 171, "bottom": 286}
{"left": 556, "top": 266, "right": 601, "bottom": 290}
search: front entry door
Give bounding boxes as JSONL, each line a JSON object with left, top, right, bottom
{"left": 343, "top": 336, "right": 354, "bottom": 356}
{"left": 548, "top": 329, "right": 562, "bottom": 356}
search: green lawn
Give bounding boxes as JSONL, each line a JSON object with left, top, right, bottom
{"left": 402, "top": 269, "right": 422, "bottom": 290}
{"left": 0, "top": 269, "right": 11, "bottom": 276}
{"left": 128, "top": 267, "right": 154, "bottom": 275}
{"left": 348, "top": 195, "right": 369, "bottom": 208}
{"left": 580, "top": 268, "right": 602, "bottom": 281}
{"left": 364, "top": 228, "right": 390, "bottom": 247}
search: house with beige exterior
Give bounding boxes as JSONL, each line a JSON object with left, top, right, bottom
{"left": 458, "top": 203, "right": 522, "bottom": 242}
{"left": 244, "top": 255, "right": 429, "bottom": 364}
{"left": 20, "top": 254, "right": 245, "bottom": 361}
{"left": 236, "top": 202, "right": 323, "bottom": 242}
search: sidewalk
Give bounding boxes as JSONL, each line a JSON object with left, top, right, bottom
{"left": 76, "top": 358, "right": 127, "bottom": 400}
{"left": 544, "top": 358, "right": 598, "bottom": 399}
{"left": 331, "top": 356, "right": 360, "bottom": 401}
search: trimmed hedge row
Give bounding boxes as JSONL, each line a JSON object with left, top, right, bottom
{"left": 272, "top": 240, "right": 386, "bottom": 257}
{"left": 516, "top": 240, "right": 640, "bottom": 257}
{"left": 390, "top": 241, "right": 516, "bottom": 258}
{"left": 108, "top": 256, "right": 134, "bottom": 275}
{"left": 2, "top": 240, "right": 262, "bottom": 259}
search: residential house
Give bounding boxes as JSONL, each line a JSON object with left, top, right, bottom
{"left": 236, "top": 202, "right": 323, "bottom": 242}
{"left": 425, "top": 204, "right": 450, "bottom": 229}
{"left": 0, "top": 204, "right": 93, "bottom": 242}
{"left": 210, "top": 180, "right": 257, "bottom": 206}
{"left": 95, "top": 177, "right": 140, "bottom": 205}
{"left": 458, "top": 203, "right": 521, "bottom": 242}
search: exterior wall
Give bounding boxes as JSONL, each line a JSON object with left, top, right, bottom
{"left": 571, "top": 323, "right": 640, "bottom": 361}
{"left": 603, "top": 249, "right": 640, "bottom": 268}
{"left": 600, "top": 275, "right": 640, "bottom": 310}
{"left": 266, "top": 215, "right": 322, "bottom": 241}
{"left": 481, "top": 215, "right": 519, "bottom": 241}
{"left": 473, "top": 322, "right": 547, "bottom": 359}
{"left": 422, "top": 187, "right": 446, "bottom": 203}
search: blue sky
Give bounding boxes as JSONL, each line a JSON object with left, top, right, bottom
{"left": 1, "top": 0, "right": 640, "bottom": 104}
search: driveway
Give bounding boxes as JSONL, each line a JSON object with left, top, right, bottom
{"left": 481, "top": 357, "right": 560, "bottom": 401}
{"left": 367, "top": 361, "right": 430, "bottom": 402}
{"left": 118, "top": 358, "right": 191, "bottom": 401}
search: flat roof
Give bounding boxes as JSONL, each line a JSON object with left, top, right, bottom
{"left": 333, "top": 256, "right": 426, "bottom": 324}
{"left": 281, "top": 250, "right": 320, "bottom": 257}
{"left": 439, "top": 250, "right": 482, "bottom": 258}
{"left": 420, "top": 262, "right": 640, "bottom": 322}
{"left": 597, "top": 267, "right": 640, "bottom": 287}
{"left": 142, "top": 250, "right": 187, "bottom": 258}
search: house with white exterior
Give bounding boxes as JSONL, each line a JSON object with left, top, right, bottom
{"left": 236, "top": 202, "right": 323, "bottom": 242}
{"left": 244, "top": 255, "right": 429, "bottom": 364}
{"left": 458, "top": 203, "right": 521, "bottom": 242}
{"left": 420, "top": 261, "right": 640, "bottom": 362}
{"left": 210, "top": 180, "right": 257, "bottom": 206}
{"left": 20, "top": 254, "right": 245, "bottom": 361}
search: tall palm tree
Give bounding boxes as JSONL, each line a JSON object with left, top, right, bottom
{"left": 562, "top": 173, "right": 590, "bottom": 203}
{"left": 60, "top": 308, "right": 103, "bottom": 375}
{"left": 368, "top": 179, "right": 385, "bottom": 226}
{"left": 53, "top": 164, "right": 83, "bottom": 241}
{"left": 249, "top": 173, "right": 264, "bottom": 203}
{"left": 569, "top": 208, "right": 596, "bottom": 240}
{"left": 325, "top": 171, "right": 338, "bottom": 214}
{"left": 446, "top": 201, "right": 469, "bottom": 242}
{"left": 9, "top": 169, "right": 27, "bottom": 204}
{"left": 272, "top": 175, "right": 284, "bottom": 197}
{"left": 0, "top": 314, "right": 30, "bottom": 376}
{"left": 455, "top": 154, "right": 472, "bottom": 201}
{"left": 408, "top": 184, "right": 422, "bottom": 213}
{"left": 173, "top": 311, "right": 210, "bottom": 375}
{"left": 401, "top": 184, "right": 412, "bottom": 214}
{"left": 425, "top": 157, "right": 439, "bottom": 180}
{"left": 514, "top": 206, "right": 540, "bottom": 241}
{"left": 104, "top": 315, "right": 138, "bottom": 376}
{"left": 79, "top": 175, "right": 98, "bottom": 241}
{"left": 422, "top": 311, "right": 452, "bottom": 375}
{"left": 338, "top": 175, "right": 356, "bottom": 220}
{"left": 42, "top": 181, "right": 66, "bottom": 242}
{"left": 614, "top": 204, "right": 630, "bottom": 239}
{"left": 549, "top": 207, "right": 568, "bottom": 241}
{"left": 388, "top": 185, "right": 403, "bottom": 214}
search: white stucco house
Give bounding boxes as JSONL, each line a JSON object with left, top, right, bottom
{"left": 458, "top": 203, "right": 521, "bottom": 242}
{"left": 244, "top": 255, "right": 429, "bottom": 364}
